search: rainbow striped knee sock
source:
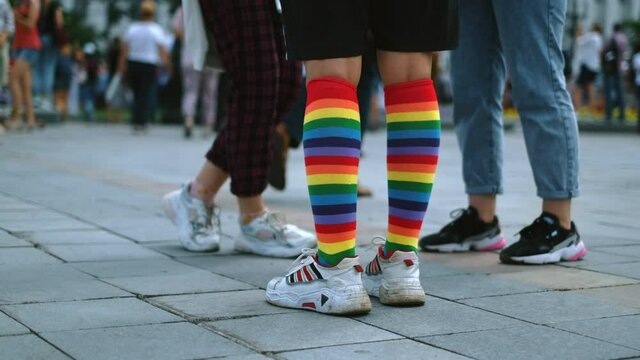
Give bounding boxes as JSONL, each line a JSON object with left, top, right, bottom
{"left": 304, "top": 77, "right": 360, "bottom": 266}
{"left": 385, "top": 79, "right": 440, "bottom": 253}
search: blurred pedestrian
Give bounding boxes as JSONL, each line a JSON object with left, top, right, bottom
{"left": 421, "top": 1, "right": 585, "bottom": 266}
{"left": 632, "top": 44, "right": 640, "bottom": 133}
{"left": 573, "top": 23, "right": 602, "bottom": 110}
{"left": 8, "top": 0, "right": 40, "bottom": 131}
{"left": 0, "top": 0, "right": 13, "bottom": 106}
{"left": 602, "top": 23, "right": 629, "bottom": 123}
{"left": 118, "top": 0, "right": 170, "bottom": 133}
{"left": 53, "top": 41, "right": 72, "bottom": 120}
{"left": 77, "top": 43, "right": 98, "bottom": 122}
{"left": 162, "top": 0, "right": 314, "bottom": 257}
{"left": 33, "top": 0, "right": 62, "bottom": 112}
{"left": 173, "top": 5, "right": 219, "bottom": 138}
{"left": 264, "top": 0, "right": 458, "bottom": 314}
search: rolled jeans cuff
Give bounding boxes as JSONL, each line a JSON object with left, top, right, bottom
{"left": 537, "top": 188, "right": 580, "bottom": 200}
{"left": 466, "top": 185, "right": 504, "bottom": 196}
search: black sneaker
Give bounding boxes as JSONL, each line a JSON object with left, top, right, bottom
{"left": 499, "top": 212, "right": 586, "bottom": 265}
{"left": 419, "top": 207, "right": 506, "bottom": 252}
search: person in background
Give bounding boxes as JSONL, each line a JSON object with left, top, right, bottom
{"left": 602, "top": 23, "right": 629, "bottom": 123}
{"left": 173, "top": 5, "right": 219, "bottom": 138}
{"left": 0, "top": 0, "right": 13, "bottom": 137}
{"left": 632, "top": 44, "right": 640, "bottom": 133}
{"left": 77, "top": 43, "right": 98, "bottom": 122}
{"left": 34, "top": 0, "right": 62, "bottom": 112}
{"left": 8, "top": 0, "right": 40, "bottom": 131}
{"left": 573, "top": 23, "right": 602, "bottom": 111}
{"left": 118, "top": 0, "right": 169, "bottom": 133}
{"left": 53, "top": 42, "right": 72, "bottom": 121}
{"left": 162, "top": 0, "right": 314, "bottom": 256}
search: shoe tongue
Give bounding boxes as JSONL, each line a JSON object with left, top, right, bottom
{"left": 467, "top": 206, "right": 479, "bottom": 217}
{"left": 539, "top": 212, "right": 559, "bottom": 225}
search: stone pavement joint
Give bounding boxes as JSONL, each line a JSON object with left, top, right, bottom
{"left": 0, "top": 124, "right": 639, "bottom": 359}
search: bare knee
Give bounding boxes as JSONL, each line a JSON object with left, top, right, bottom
{"left": 377, "top": 51, "right": 432, "bottom": 85}
{"left": 305, "top": 57, "right": 362, "bottom": 86}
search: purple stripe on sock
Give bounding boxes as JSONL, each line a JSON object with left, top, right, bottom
{"left": 389, "top": 207, "right": 425, "bottom": 221}
{"left": 313, "top": 213, "right": 357, "bottom": 225}
{"left": 304, "top": 147, "right": 361, "bottom": 157}
{"left": 387, "top": 146, "right": 439, "bottom": 155}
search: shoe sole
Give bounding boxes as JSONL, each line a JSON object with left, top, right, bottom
{"left": 364, "top": 277, "right": 425, "bottom": 306}
{"left": 423, "top": 234, "right": 506, "bottom": 253}
{"left": 265, "top": 285, "right": 372, "bottom": 315}
{"left": 162, "top": 192, "right": 219, "bottom": 253}
{"left": 500, "top": 241, "right": 587, "bottom": 265}
{"left": 234, "top": 234, "right": 302, "bottom": 258}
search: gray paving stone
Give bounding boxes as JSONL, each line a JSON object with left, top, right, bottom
{"left": 43, "top": 243, "right": 165, "bottom": 262}
{"left": 0, "top": 312, "right": 29, "bottom": 336}
{"left": 0, "top": 231, "right": 31, "bottom": 247}
{"left": 151, "top": 290, "right": 293, "bottom": 320}
{"left": 103, "top": 270, "right": 254, "bottom": 296}
{"left": 179, "top": 255, "right": 292, "bottom": 288}
{"left": 0, "top": 218, "right": 95, "bottom": 232}
{"left": 561, "top": 249, "right": 639, "bottom": 267}
{"left": 0, "top": 201, "right": 42, "bottom": 211}
{"left": 419, "top": 324, "right": 640, "bottom": 360}
{"left": 462, "top": 291, "right": 638, "bottom": 324}
{"left": 495, "top": 265, "right": 639, "bottom": 290}
{"left": 578, "top": 262, "right": 640, "bottom": 280}
{"left": 358, "top": 297, "right": 523, "bottom": 338}
{"left": 425, "top": 273, "right": 543, "bottom": 300}
{"left": 596, "top": 246, "right": 640, "bottom": 258}
{"left": 552, "top": 315, "right": 640, "bottom": 350}
{"left": 0, "top": 247, "right": 62, "bottom": 265}
{"left": 572, "top": 284, "right": 640, "bottom": 309}
{"left": 280, "top": 339, "right": 470, "bottom": 360}
{"left": 146, "top": 241, "right": 237, "bottom": 258}
{"left": 42, "top": 322, "right": 252, "bottom": 360}
{"left": 24, "top": 230, "right": 131, "bottom": 245}
{"left": 2, "top": 298, "right": 182, "bottom": 332}
{"left": 207, "top": 312, "right": 401, "bottom": 352}
{"left": 0, "top": 210, "right": 69, "bottom": 222}
{"left": 0, "top": 334, "right": 70, "bottom": 359}
{"left": 72, "top": 258, "right": 202, "bottom": 278}
{"left": 109, "top": 221, "right": 179, "bottom": 243}
{"left": 0, "top": 264, "right": 130, "bottom": 304}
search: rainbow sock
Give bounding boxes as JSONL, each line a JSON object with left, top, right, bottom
{"left": 304, "top": 77, "right": 360, "bottom": 266}
{"left": 385, "top": 79, "right": 440, "bottom": 253}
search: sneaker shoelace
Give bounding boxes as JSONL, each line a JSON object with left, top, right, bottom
{"left": 192, "top": 205, "right": 221, "bottom": 238}
{"left": 286, "top": 248, "right": 317, "bottom": 274}
{"left": 441, "top": 208, "right": 473, "bottom": 232}
{"left": 366, "top": 236, "right": 386, "bottom": 253}
{"left": 516, "top": 217, "right": 553, "bottom": 243}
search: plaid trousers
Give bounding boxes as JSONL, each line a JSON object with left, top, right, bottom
{"left": 199, "top": 0, "right": 302, "bottom": 197}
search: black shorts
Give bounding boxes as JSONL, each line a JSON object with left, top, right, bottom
{"left": 281, "top": 0, "right": 459, "bottom": 61}
{"left": 576, "top": 64, "right": 597, "bottom": 86}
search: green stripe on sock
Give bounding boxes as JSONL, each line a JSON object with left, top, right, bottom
{"left": 318, "top": 248, "right": 356, "bottom": 266}
{"left": 304, "top": 118, "right": 361, "bottom": 131}
{"left": 384, "top": 242, "right": 418, "bottom": 253}
{"left": 388, "top": 181, "right": 433, "bottom": 193}
{"left": 387, "top": 120, "right": 440, "bottom": 131}
{"left": 308, "top": 184, "right": 358, "bottom": 195}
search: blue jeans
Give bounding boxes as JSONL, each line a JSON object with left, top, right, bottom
{"left": 79, "top": 82, "right": 96, "bottom": 121}
{"left": 604, "top": 74, "right": 625, "bottom": 121}
{"left": 34, "top": 34, "right": 58, "bottom": 97}
{"left": 451, "top": 0, "right": 580, "bottom": 199}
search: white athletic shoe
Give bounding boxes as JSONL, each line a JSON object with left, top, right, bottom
{"left": 235, "top": 212, "right": 316, "bottom": 258}
{"left": 266, "top": 249, "right": 372, "bottom": 315}
{"left": 163, "top": 185, "right": 220, "bottom": 252}
{"left": 363, "top": 238, "right": 425, "bottom": 306}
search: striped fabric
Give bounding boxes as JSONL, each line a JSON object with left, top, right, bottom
{"left": 365, "top": 255, "right": 382, "bottom": 276}
{"left": 385, "top": 79, "right": 440, "bottom": 253}
{"left": 304, "top": 78, "right": 360, "bottom": 266}
{"left": 287, "top": 262, "right": 324, "bottom": 284}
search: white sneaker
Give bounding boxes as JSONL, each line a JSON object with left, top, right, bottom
{"left": 363, "top": 238, "right": 425, "bottom": 306}
{"left": 235, "top": 212, "right": 316, "bottom": 258}
{"left": 163, "top": 185, "right": 220, "bottom": 252}
{"left": 266, "top": 249, "right": 371, "bottom": 315}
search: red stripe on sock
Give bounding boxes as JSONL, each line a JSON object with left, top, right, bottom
{"left": 384, "top": 79, "right": 437, "bottom": 105}
{"left": 307, "top": 77, "right": 358, "bottom": 104}
{"left": 389, "top": 216, "right": 423, "bottom": 229}
{"left": 305, "top": 156, "right": 359, "bottom": 166}
{"left": 387, "top": 155, "right": 438, "bottom": 165}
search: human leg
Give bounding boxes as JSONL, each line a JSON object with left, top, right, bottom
{"left": 420, "top": 0, "right": 506, "bottom": 253}
{"left": 181, "top": 66, "right": 201, "bottom": 136}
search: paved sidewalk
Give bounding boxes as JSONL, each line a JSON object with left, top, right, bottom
{"left": 0, "top": 123, "right": 639, "bottom": 360}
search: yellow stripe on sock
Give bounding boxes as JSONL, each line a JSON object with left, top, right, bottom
{"left": 307, "top": 174, "right": 358, "bottom": 185}
{"left": 318, "top": 239, "right": 357, "bottom": 254}
{"left": 386, "top": 111, "right": 440, "bottom": 122}
{"left": 304, "top": 108, "right": 361, "bottom": 124}
{"left": 386, "top": 232, "right": 419, "bottom": 246}
{"left": 387, "top": 172, "right": 435, "bottom": 183}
